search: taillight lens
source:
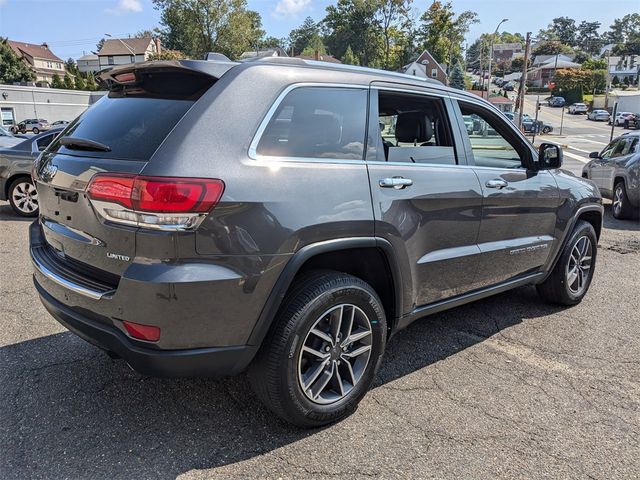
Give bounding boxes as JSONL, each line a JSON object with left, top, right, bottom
{"left": 123, "top": 320, "right": 160, "bottom": 342}
{"left": 86, "top": 174, "right": 224, "bottom": 230}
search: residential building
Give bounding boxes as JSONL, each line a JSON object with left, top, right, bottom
{"left": 239, "top": 48, "right": 288, "bottom": 61}
{"left": 607, "top": 55, "right": 639, "bottom": 85}
{"left": 399, "top": 50, "right": 448, "bottom": 84}
{"left": 532, "top": 54, "right": 574, "bottom": 67}
{"left": 492, "top": 43, "right": 524, "bottom": 63}
{"left": 470, "top": 91, "right": 514, "bottom": 112}
{"left": 7, "top": 40, "right": 66, "bottom": 85}
{"left": 77, "top": 54, "right": 100, "bottom": 74}
{"left": 97, "top": 37, "right": 160, "bottom": 69}
{"left": 529, "top": 59, "right": 581, "bottom": 88}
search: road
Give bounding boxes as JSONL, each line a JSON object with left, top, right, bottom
{"left": 1, "top": 195, "right": 639, "bottom": 478}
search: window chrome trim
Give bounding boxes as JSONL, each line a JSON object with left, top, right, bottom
{"left": 247, "top": 82, "right": 370, "bottom": 162}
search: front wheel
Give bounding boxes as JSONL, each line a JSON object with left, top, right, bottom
{"left": 249, "top": 271, "right": 387, "bottom": 427}
{"left": 542, "top": 126, "right": 552, "bottom": 134}
{"left": 32, "top": 127, "right": 39, "bottom": 134}
{"left": 536, "top": 220, "right": 597, "bottom": 305}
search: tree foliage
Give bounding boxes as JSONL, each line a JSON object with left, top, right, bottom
{"left": 0, "top": 38, "right": 36, "bottom": 84}
{"left": 288, "top": 17, "right": 320, "bottom": 56}
{"left": 449, "top": 62, "right": 465, "bottom": 89}
{"left": 341, "top": 45, "right": 359, "bottom": 65}
{"left": 417, "top": 1, "right": 478, "bottom": 69}
{"left": 152, "top": 0, "right": 265, "bottom": 60}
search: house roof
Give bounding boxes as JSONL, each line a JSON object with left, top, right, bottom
{"left": 8, "top": 40, "right": 63, "bottom": 62}
{"left": 469, "top": 91, "right": 514, "bottom": 104}
{"left": 98, "top": 37, "right": 154, "bottom": 56}
{"left": 533, "top": 54, "right": 574, "bottom": 65}
{"left": 401, "top": 50, "right": 447, "bottom": 76}
{"left": 533, "top": 60, "right": 581, "bottom": 71}
{"left": 77, "top": 54, "right": 98, "bottom": 62}
{"left": 493, "top": 43, "right": 523, "bottom": 51}
{"left": 295, "top": 54, "right": 341, "bottom": 64}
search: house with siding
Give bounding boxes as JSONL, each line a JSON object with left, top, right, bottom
{"left": 7, "top": 40, "right": 66, "bottom": 85}
{"left": 399, "top": 50, "right": 448, "bottom": 84}
{"left": 97, "top": 37, "right": 160, "bottom": 69}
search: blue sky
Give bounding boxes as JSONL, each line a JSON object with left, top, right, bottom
{"left": 0, "top": 0, "right": 632, "bottom": 60}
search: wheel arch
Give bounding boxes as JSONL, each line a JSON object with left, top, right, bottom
{"left": 247, "top": 237, "right": 403, "bottom": 347}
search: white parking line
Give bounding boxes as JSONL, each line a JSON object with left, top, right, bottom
{"left": 563, "top": 151, "right": 588, "bottom": 163}
{"left": 579, "top": 138, "right": 609, "bottom": 146}
{"left": 569, "top": 146, "right": 593, "bottom": 154}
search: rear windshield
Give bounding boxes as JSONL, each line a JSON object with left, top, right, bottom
{"left": 49, "top": 95, "right": 194, "bottom": 161}
{"left": 49, "top": 68, "right": 216, "bottom": 161}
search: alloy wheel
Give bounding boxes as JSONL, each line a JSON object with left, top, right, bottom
{"left": 613, "top": 185, "right": 624, "bottom": 217}
{"left": 565, "top": 236, "right": 593, "bottom": 296}
{"left": 298, "top": 304, "right": 372, "bottom": 405}
{"left": 11, "top": 181, "right": 38, "bottom": 214}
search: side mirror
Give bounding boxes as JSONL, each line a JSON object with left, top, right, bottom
{"left": 589, "top": 151, "right": 600, "bottom": 159}
{"left": 537, "top": 143, "right": 563, "bottom": 170}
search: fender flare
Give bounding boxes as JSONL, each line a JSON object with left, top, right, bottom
{"left": 540, "top": 203, "right": 603, "bottom": 281}
{"left": 246, "top": 236, "right": 403, "bottom": 346}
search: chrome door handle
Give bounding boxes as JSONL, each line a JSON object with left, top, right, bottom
{"left": 379, "top": 177, "right": 413, "bottom": 189}
{"left": 485, "top": 179, "right": 508, "bottom": 189}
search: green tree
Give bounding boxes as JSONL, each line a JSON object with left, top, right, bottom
{"left": 532, "top": 41, "right": 573, "bottom": 56}
{"left": 63, "top": 73, "right": 74, "bottom": 89}
{"left": 605, "top": 13, "right": 640, "bottom": 44}
{"left": 323, "top": 0, "right": 382, "bottom": 67}
{"left": 448, "top": 61, "right": 464, "bottom": 89}
{"left": 148, "top": 49, "right": 187, "bottom": 60}
{"left": 582, "top": 58, "right": 607, "bottom": 70}
{"left": 417, "top": 1, "right": 477, "bottom": 69}
{"left": 301, "top": 33, "right": 327, "bottom": 56}
{"left": 576, "top": 21, "right": 602, "bottom": 55}
{"left": 50, "top": 74, "right": 64, "bottom": 89}
{"left": 84, "top": 73, "right": 98, "bottom": 91}
{"left": 152, "top": 0, "right": 265, "bottom": 60}
{"left": 0, "top": 38, "right": 36, "bottom": 84}
{"left": 341, "top": 45, "right": 359, "bottom": 65}
{"left": 376, "top": 0, "right": 412, "bottom": 69}
{"left": 260, "top": 36, "right": 283, "bottom": 50}
{"left": 288, "top": 17, "right": 320, "bottom": 56}
{"left": 96, "top": 38, "right": 105, "bottom": 52}
{"left": 538, "top": 17, "right": 577, "bottom": 46}
{"left": 74, "top": 75, "right": 87, "bottom": 90}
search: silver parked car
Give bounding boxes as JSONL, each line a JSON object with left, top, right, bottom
{"left": 568, "top": 103, "right": 588, "bottom": 114}
{"left": 587, "top": 109, "right": 610, "bottom": 122}
{"left": 582, "top": 132, "right": 640, "bottom": 219}
{"left": 0, "top": 128, "right": 63, "bottom": 216}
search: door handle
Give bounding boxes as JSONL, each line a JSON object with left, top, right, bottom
{"left": 485, "top": 179, "right": 508, "bottom": 189}
{"left": 379, "top": 177, "right": 413, "bottom": 189}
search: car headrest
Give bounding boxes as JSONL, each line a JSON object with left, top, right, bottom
{"left": 395, "top": 112, "right": 432, "bottom": 143}
{"left": 289, "top": 113, "right": 341, "bottom": 149}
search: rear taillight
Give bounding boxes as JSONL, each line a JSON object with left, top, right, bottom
{"left": 123, "top": 320, "right": 160, "bottom": 342}
{"left": 87, "top": 174, "right": 224, "bottom": 231}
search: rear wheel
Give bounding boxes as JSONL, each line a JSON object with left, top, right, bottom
{"left": 32, "top": 127, "right": 39, "bottom": 134}
{"left": 8, "top": 178, "right": 39, "bottom": 217}
{"left": 542, "top": 126, "right": 552, "bottom": 134}
{"left": 249, "top": 271, "right": 386, "bottom": 427}
{"left": 613, "top": 180, "right": 635, "bottom": 219}
{"left": 536, "top": 220, "right": 597, "bottom": 305}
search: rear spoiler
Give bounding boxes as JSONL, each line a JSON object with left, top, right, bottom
{"left": 97, "top": 60, "right": 237, "bottom": 91}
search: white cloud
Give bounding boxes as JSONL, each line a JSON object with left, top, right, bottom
{"left": 273, "top": 0, "right": 311, "bottom": 18}
{"left": 107, "top": 0, "right": 143, "bottom": 14}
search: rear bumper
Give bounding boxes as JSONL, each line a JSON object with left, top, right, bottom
{"left": 34, "top": 279, "right": 258, "bottom": 377}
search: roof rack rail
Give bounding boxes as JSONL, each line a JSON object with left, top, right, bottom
{"left": 204, "top": 52, "right": 233, "bottom": 62}
{"left": 298, "top": 59, "right": 443, "bottom": 85}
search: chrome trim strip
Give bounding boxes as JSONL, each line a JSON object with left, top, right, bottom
{"left": 31, "top": 248, "right": 113, "bottom": 300}
{"left": 42, "top": 218, "right": 105, "bottom": 246}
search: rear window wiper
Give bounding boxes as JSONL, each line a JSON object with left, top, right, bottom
{"left": 59, "top": 137, "right": 111, "bottom": 152}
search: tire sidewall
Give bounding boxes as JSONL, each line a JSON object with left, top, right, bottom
{"left": 613, "top": 182, "right": 626, "bottom": 219}
{"left": 558, "top": 222, "right": 597, "bottom": 303}
{"left": 280, "top": 284, "right": 386, "bottom": 425}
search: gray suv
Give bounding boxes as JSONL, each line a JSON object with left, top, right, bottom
{"left": 30, "top": 58, "right": 603, "bottom": 427}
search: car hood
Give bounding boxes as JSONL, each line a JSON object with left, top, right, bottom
{"left": 0, "top": 137, "right": 23, "bottom": 148}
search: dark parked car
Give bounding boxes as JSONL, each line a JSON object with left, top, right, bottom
{"left": 0, "top": 128, "right": 62, "bottom": 216}
{"left": 30, "top": 58, "right": 603, "bottom": 427}
{"left": 582, "top": 132, "right": 640, "bottom": 219}
{"left": 548, "top": 96, "right": 566, "bottom": 107}
{"left": 11, "top": 119, "right": 51, "bottom": 134}
{"left": 0, "top": 126, "right": 23, "bottom": 148}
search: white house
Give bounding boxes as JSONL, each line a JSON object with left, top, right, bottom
{"left": 97, "top": 37, "right": 160, "bottom": 69}
{"left": 77, "top": 54, "right": 100, "bottom": 73}
{"left": 7, "top": 40, "right": 66, "bottom": 85}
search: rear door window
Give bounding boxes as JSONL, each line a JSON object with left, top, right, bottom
{"left": 255, "top": 87, "right": 367, "bottom": 160}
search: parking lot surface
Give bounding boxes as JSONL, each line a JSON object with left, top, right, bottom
{"left": 1, "top": 198, "right": 639, "bottom": 479}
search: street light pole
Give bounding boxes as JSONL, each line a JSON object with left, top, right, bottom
{"left": 487, "top": 18, "right": 508, "bottom": 99}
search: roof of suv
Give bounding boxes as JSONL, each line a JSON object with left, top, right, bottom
{"left": 101, "top": 56, "right": 485, "bottom": 103}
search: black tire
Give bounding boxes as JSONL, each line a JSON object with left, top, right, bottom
{"left": 612, "top": 180, "right": 636, "bottom": 219}
{"left": 542, "top": 126, "right": 552, "bottom": 134}
{"left": 32, "top": 127, "right": 39, "bottom": 134}
{"left": 249, "top": 271, "right": 387, "bottom": 428}
{"left": 8, "top": 177, "right": 39, "bottom": 217}
{"left": 536, "top": 220, "right": 597, "bottom": 306}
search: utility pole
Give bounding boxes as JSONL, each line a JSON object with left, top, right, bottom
{"left": 604, "top": 49, "right": 612, "bottom": 109}
{"left": 516, "top": 32, "right": 531, "bottom": 129}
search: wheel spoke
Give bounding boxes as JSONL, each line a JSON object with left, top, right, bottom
{"left": 329, "top": 305, "right": 343, "bottom": 343}
{"left": 345, "top": 329, "right": 371, "bottom": 345}
{"left": 310, "top": 363, "right": 334, "bottom": 400}
{"left": 343, "top": 344, "right": 371, "bottom": 359}
{"left": 302, "top": 360, "right": 328, "bottom": 391}
{"left": 342, "top": 305, "right": 356, "bottom": 341}
{"left": 333, "top": 364, "right": 345, "bottom": 397}
{"left": 302, "top": 345, "right": 330, "bottom": 360}
{"left": 567, "top": 267, "right": 579, "bottom": 286}
{"left": 343, "top": 359, "right": 357, "bottom": 386}
{"left": 309, "top": 327, "right": 333, "bottom": 344}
